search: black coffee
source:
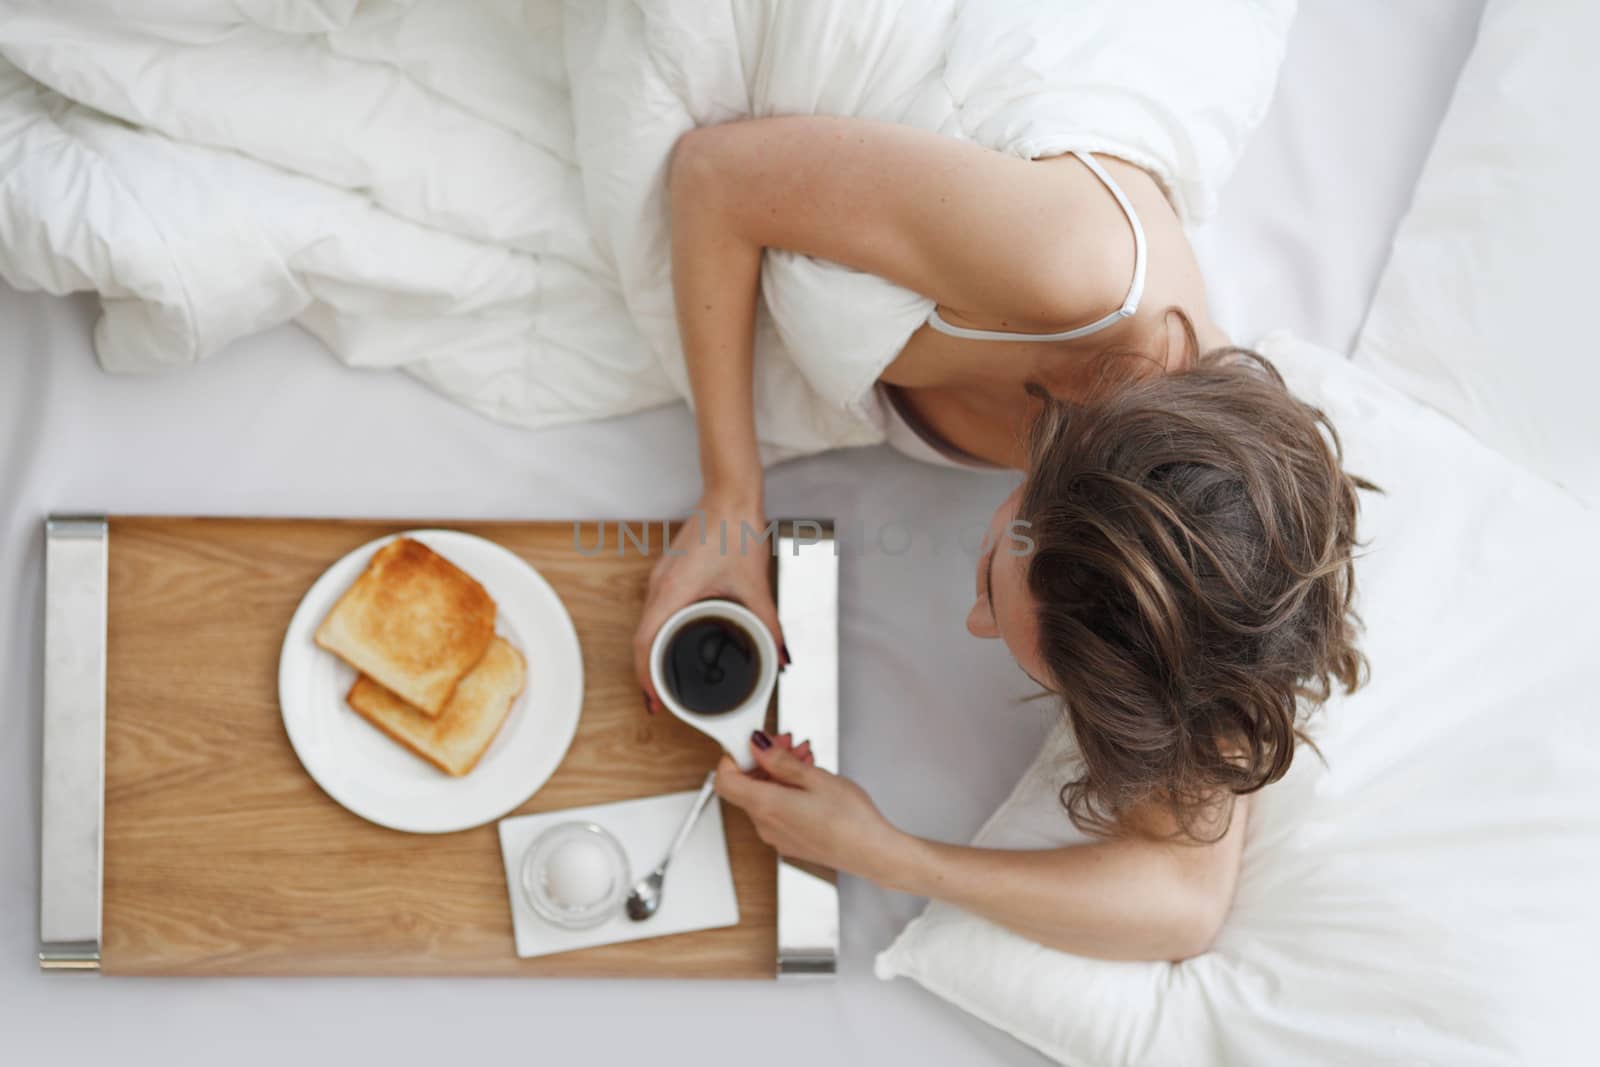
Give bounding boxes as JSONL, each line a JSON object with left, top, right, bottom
{"left": 663, "top": 617, "right": 760, "bottom": 715}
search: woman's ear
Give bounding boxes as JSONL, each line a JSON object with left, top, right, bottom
{"left": 966, "top": 594, "right": 999, "bottom": 639}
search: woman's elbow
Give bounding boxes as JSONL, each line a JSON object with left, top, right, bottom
{"left": 1160, "top": 797, "right": 1249, "bottom": 961}
{"left": 670, "top": 126, "right": 727, "bottom": 200}
{"left": 1163, "top": 893, "right": 1232, "bottom": 961}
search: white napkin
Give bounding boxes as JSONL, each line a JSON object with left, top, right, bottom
{"left": 497, "top": 790, "right": 739, "bottom": 959}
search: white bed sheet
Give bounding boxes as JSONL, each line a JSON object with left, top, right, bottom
{"left": 0, "top": 3, "right": 1485, "bottom": 1064}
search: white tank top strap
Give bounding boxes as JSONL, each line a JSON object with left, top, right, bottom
{"left": 925, "top": 150, "right": 1147, "bottom": 344}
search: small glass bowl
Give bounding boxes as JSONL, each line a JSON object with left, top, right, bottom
{"left": 520, "top": 821, "right": 630, "bottom": 930}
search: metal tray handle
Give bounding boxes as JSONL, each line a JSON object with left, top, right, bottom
{"left": 774, "top": 520, "right": 839, "bottom": 978}
{"left": 38, "top": 516, "right": 108, "bottom": 972}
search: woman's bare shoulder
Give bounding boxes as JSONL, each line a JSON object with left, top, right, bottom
{"left": 1080, "top": 155, "right": 1225, "bottom": 361}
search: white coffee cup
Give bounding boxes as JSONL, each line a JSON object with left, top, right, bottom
{"left": 648, "top": 598, "right": 778, "bottom": 771}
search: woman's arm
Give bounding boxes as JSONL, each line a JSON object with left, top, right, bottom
{"left": 714, "top": 740, "right": 1247, "bottom": 962}
{"left": 667, "top": 114, "right": 1133, "bottom": 493}
{"left": 668, "top": 114, "right": 1120, "bottom": 502}
{"left": 636, "top": 117, "right": 1134, "bottom": 701}
{"left": 886, "top": 799, "right": 1248, "bottom": 960}
{"left": 669, "top": 115, "right": 1132, "bottom": 351}
{"left": 667, "top": 129, "right": 767, "bottom": 514}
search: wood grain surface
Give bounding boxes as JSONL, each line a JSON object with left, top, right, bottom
{"left": 101, "top": 517, "right": 776, "bottom": 977}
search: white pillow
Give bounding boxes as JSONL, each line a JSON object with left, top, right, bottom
{"left": 876, "top": 332, "right": 1600, "bottom": 1067}
{"left": 1354, "top": 0, "right": 1600, "bottom": 506}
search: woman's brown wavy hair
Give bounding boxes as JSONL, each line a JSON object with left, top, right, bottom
{"left": 1020, "top": 342, "right": 1373, "bottom": 841}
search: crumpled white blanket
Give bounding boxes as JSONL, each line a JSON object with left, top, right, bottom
{"left": 0, "top": 0, "right": 1294, "bottom": 460}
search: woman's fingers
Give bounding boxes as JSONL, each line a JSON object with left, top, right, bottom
{"left": 714, "top": 754, "right": 766, "bottom": 807}
{"left": 633, "top": 579, "right": 687, "bottom": 709}
{"left": 759, "top": 733, "right": 814, "bottom": 766}
{"left": 745, "top": 586, "right": 789, "bottom": 670}
{"left": 632, "top": 608, "right": 670, "bottom": 710}
{"left": 749, "top": 732, "right": 817, "bottom": 786}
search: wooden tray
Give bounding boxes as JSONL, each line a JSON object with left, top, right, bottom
{"left": 36, "top": 516, "right": 839, "bottom": 978}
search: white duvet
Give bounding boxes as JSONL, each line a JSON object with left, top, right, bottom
{"left": 0, "top": 0, "right": 1293, "bottom": 460}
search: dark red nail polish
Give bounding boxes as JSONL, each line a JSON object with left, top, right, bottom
{"left": 780, "top": 642, "right": 792, "bottom": 665}
{"left": 751, "top": 730, "right": 772, "bottom": 750}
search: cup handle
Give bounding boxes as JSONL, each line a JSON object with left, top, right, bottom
{"left": 726, "top": 740, "right": 758, "bottom": 773}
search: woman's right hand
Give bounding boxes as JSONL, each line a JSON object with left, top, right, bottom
{"left": 633, "top": 498, "right": 788, "bottom": 713}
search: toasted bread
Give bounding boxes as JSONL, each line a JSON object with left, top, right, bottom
{"left": 314, "top": 538, "right": 495, "bottom": 716}
{"left": 346, "top": 637, "right": 526, "bottom": 776}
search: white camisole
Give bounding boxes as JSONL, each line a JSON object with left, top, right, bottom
{"left": 879, "top": 150, "right": 1148, "bottom": 470}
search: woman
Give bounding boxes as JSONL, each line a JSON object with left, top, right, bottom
{"left": 633, "top": 116, "right": 1366, "bottom": 961}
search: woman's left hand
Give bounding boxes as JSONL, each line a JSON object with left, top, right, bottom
{"left": 714, "top": 733, "right": 909, "bottom": 883}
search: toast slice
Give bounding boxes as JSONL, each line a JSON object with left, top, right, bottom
{"left": 346, "top": 637, "right": 526, "bottom": 777}
{"left": 314, "top": 537, "right": 495, "bottom": 717}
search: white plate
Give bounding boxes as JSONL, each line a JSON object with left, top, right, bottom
{"left": 278, "top": 529, "right": 583, "bottom": 834}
